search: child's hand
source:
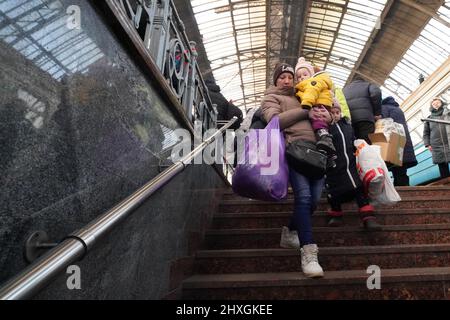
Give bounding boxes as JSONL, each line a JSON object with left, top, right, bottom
{"left": 308, "top": 108, "right": 319, "bottom": 120}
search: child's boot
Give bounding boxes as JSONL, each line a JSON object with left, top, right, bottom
{"left": 359, "top": 204, "right": 382, "bottom": 231}
{"left": 327, "top": 210, "right": 343, "bottom": 227}
{"left": 326, "top": 154, "right": 337, "bottom": 169}
{"left": 316, "top": 129, "right": 336, "bottom": 155}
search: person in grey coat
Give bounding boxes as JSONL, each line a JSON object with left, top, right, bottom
{"left": 343, "top": 75, "right": 382, "bottom": 143}
{"left": 381, "top": 96, "right": 418, "bottom": 186}
{"left": 423, "top": 97, "right": 450, "bottom": 179}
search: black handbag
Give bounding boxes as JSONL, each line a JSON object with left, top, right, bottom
{"left": 285, "top": 140, "right": 327, "bottom": 179}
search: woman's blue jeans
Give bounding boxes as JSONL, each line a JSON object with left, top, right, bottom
{"left": 288, "top": 166, "right": 325, "bottom": 246}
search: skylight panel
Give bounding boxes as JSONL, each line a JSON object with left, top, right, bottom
{"left": 383, "top": 1, "right": 450, "bottom": 104}
{"left": 192, "top": 0, "right": 267, "bottom": 112}
{"left": 314, "top": 0, "right": 387, "bottom": 82}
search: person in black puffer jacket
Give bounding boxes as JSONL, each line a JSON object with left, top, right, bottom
{"left": 343, "top": 76, "right": 382, "bottom": 143}
{"left": 205, "top": 79, "right": 243, "bottom": 130}
{"left": 326, "top": 103, "right": 382, "bottom": 231}
{"left": 205, "top": 79, "right": 243, "bottom": 168}
{"left": 249, "top": 107, "right": 267, "bottom": 129}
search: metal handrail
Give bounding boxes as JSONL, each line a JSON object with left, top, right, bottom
{"left": 0, "top": 117, "right": 238, "bottom": 300}
{"left": 421, "top": 118, "right": 450, "bottom": 125}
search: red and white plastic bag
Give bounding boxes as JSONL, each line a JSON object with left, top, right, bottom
{"left": 354, "top": 139, "right": 401, "bottom": 205}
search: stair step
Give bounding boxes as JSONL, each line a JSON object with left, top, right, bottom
{"left": 219, "top": 197, "right": 450, "bottom": 213}
{"left": 212, "top": 208, "right": 450, "bottom": 229}
{"left": 183, "top": 186, "right": 450, "bottom": 300}
{"left": 182, "top": 267, "right": 450, "bottom": 299}
{"left": 194, "top": 244, "right": 450, "bottom": 274}
{"left": 204, "top": 224, "right": 450, "bottom": 249}
{"left": 222, "top": 186, "right": 450, "bottom": 200}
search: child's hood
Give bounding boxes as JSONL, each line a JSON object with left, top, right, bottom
{"left": 296, "top": 71, "right": 333, "bottom": 89}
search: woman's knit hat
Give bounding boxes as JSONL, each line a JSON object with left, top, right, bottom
{"left": 430, "top": 97, "right": 447, "bottom": 108}
{"left": 431, "top": 96, "right": 447, "bottom": 104}
{"left": 272, "top": 63, "right": 295, "bottom": 84}
{"left": 295, "top": 57, "right": 315, "bottom": 77}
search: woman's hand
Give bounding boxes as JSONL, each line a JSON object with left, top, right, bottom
{"left": 309, "top": 106, "right": 332, "bottom": 124}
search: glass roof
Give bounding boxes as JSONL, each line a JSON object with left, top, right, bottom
{"left": 191, "top": 0, "right": 267, "bottom": 113}
{"left": 192, "top": 0, "right": 448, "bottom": 117}
{"left": 381, "top": 0, "right": 450, "bottom": 104}
{"left": 192, "top": 0, "right": 389, "bottom": 114}
{"left": 302, "top": 0, "right": 388, "bottom": 88}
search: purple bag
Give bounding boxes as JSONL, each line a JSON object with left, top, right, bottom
{"left": 232, "top": 116, "right": 289, "bottom": 201}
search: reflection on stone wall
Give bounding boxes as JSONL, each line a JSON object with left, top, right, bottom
{"left": 0, "top": 0, "right": 225, "bottom": 299}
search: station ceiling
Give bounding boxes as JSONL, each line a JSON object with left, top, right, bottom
{"left": 189, "top": 0, "right": 450, "bottom": 112}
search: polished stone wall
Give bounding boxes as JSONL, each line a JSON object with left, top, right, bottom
{"left": 0, "top": 0, "right": 226, "bottom": 299}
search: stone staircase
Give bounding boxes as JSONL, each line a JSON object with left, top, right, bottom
{"left": 182, "top": 186, "right": 450, "bottom": 299}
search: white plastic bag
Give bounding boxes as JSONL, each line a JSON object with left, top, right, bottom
{"left": 373, "top": 157, "right": 402, "bottom": 205}
{"left": 355, "top": 139, "right": 385, "bottom": 198}
{"left": 354, "top": 139, "right": 401, "bottom": 205}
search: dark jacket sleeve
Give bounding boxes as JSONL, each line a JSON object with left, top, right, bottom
{"left": 381, "top": 105, "right": 390, "bottom": 119}
{"left": 250, "top": 108, "right": 266, "bottom": 129}
{"left": 423, "top": 120, "right": 431, "bottom": 147}
{"left": 226, "top": 103, "right": 243, "bottom": 129}
{"left": 208, "top": 89, "right": 232, "bottom": 121}
{"left": 368, "top": 84, "right": 382, "bottom": 116}
{"left": 350, "top": 121, "right": 357, "bottom": 152}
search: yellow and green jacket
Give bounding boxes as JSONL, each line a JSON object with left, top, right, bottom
{"left": 335, "top": 87, "right": 351, "bottom": 120}
{"left": 295, "top": 71, "right": 333, "bottom": 109}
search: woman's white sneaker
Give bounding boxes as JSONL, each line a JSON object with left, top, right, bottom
{"left": 280, "top": 226, "right": 300, "bottom": 249}
{"left": 300, "top": 244, "right": 324, "bottom": 278}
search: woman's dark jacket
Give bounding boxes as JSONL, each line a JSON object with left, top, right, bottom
{"left": 381, "top": 96, "right": 418, "bottom": 168}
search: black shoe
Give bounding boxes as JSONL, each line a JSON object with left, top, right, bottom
{"left": 317, "top": 134, "right": 336, "bottom": 155}
{"left": 328, "top": 216, "right": 343, "bottom": 227}
{"left": 326, "top": 156, "right": 337, "bottom": 169}
{"left": 363, "top": 218, "right": 382, "bottom": 231}
{"left": 318, "top": 150, "right": 335, "bottom": 169}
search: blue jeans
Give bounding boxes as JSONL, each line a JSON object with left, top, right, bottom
{"left": 288, "top": 167, "right": 325, "bottom": 247}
